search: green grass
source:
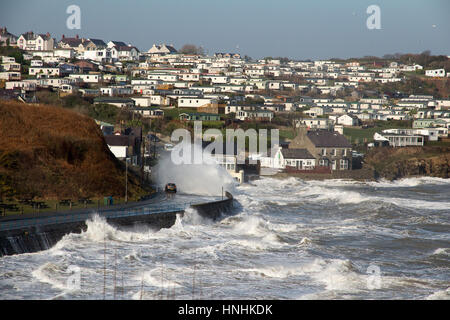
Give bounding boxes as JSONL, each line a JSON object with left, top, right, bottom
{"left": 162, "top": 107, "right": 198, "bottom": 120}
{"left": 279, "top": 129, "right": 295, "bottom": 140}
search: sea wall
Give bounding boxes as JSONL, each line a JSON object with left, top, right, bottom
{"left": 190, "top": 191, "right": 234, "bottom": 221}
{"left": 0, "top": 209, "right": 182, "bottom": 257}
{"left": 0, "top": 192, "right": 236, "bottom": 257}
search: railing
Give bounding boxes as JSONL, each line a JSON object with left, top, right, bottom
{"left": 0, "top": 203, "right": 187, "bottom": 232}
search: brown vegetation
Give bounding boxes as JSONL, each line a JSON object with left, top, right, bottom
{"left": 364, "top": 146, "right": 450, "bottom": 180}
{"left": 0, "top": 100, "right": 147, "bottom": 200}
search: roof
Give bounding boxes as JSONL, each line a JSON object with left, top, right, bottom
{"left": 104, "top": 135, "right": 131, "bottom": 147}
{"left": 88, "top": 38, "right": 106, "bottom": 46}
{"left": 281, "top": 148, "right": 315, "bottom": 159}
{"left": 110, "top": 41, "right": 127, "bottom": 47}
{"left": 307, "top": 130, "right": 352, "bottom": 148}
{"left": 117, "top": 45, "right": 139, "bottom": 52}
{"left": 94, "top": 97, "right": 134, "bottom": 104}
{"left": 59, "top": 38, "right": 83, "bottom": 47}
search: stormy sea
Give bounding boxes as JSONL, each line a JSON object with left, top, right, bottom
{"left": 0, "top": 176, "right": 449, "bottom": 300}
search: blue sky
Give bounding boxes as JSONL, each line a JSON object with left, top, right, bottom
{"left": 1, "top": 0, "right": 449, "bottom": 59}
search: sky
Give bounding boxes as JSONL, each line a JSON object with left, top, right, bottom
{"left": 1, "top": 0, "right": 449, "bottom": 60}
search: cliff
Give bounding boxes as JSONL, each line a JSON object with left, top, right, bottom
{"left": 0, "top": 101, "right": 147, "bottom": 200}
{"left": 363, "top": 146, "right": 450, "bottom": 180}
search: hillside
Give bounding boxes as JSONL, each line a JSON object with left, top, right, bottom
{"left": 363, "top": 145, "right": 450, "bottom": 180}
{"left": 0, "top": 101, "right": 148, "bottom": 200}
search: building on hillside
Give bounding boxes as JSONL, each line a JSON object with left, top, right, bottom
{"left": 148, "top": 43, "right": 177, "bottom": 55}
{"left": 179, "top": 112, "right": 221, "bottom": 121}
{"left": 373, "top": 131, "right": 424, "bottom": 147}
{"left": 289, "top": 126, "right": 352, "bottom": 170}
{"left": 0, "top": 27, "right": 18, "bottom": 46}
{"left": 278, "top": 148, "right": 316, "bottom": 170}
{"left": 94, "top": 97, "right": 135, "bottom": 108}
{"left": 425, "top": 69, "right": 446, "bottom": 77}
{"left": 18, "top": 31, "right": 54, "bottom": 51}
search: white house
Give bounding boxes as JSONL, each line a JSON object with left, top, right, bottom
{"left": 178, "top": 97, "right": 217, "bottom": 108}
{"left": 279, "top": 148, "right": 316, "bottom": 170}
{"left": 236, "top": 109, "right": 273, "bottom": 121}
{"left": 5, "top": 80, "right": 36, "bottom": 91}
{"left": 69, "top": 73, "right": 102, "bottom": 83}
{"left": 17, "top": 32, "right": 54, "bottom": 51}
{"left": 425, "top": 69, "right": 446, "bottom": 77}
{"left": 337, "top": 114, "right": 360, "bottom": 126}
{"left": 29, "top": 67, "right": 61, "bottom": 77}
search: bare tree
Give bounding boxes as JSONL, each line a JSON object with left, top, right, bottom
{"left": 180, "top": 44, "right": 205, "bottom": 55}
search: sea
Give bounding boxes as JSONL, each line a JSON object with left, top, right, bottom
{"left": 0, "top": 176, "right": 449, "bottom": 300}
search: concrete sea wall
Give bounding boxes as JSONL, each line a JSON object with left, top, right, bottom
{"left": 0, "top": 192, "right": 235, "bottom": 257}
{"left": 191, "top": 191, "right": 234, "bottom": 221}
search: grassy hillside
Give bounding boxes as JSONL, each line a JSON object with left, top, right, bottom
{"left": 0, "top": 100, "right": 148, "bottom": 200}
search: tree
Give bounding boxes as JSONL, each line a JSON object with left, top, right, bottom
{"left": 180, "top": 44, "right": 205, "bottom": 55}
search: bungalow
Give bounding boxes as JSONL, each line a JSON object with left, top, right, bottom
{"left": 413, "top": 119, "right": 448, "bottom": 129}
{"left": 100, "top": 86, "right": 133, "bottom": 96}
{"left": 178, "top": 97, "right": 218, "bottom": 108}
{"left": 94, "top": 97, "right": 135, "bottom": 108}
{"left": 337, "top": 114, "right": 360, "bottom": 126}
{"left": 295, "top": 118, "right": 333, "bottom": 130}
{"left": 179, "top": 112, "right": 221, "bottom": 121}
{"left": 68, "top": 73, "right": 102, "bottom": 83}
{"left": 278, "top": 148, "right": 316, "bottom": 170}
{"left": 130, "top": 107, "right": 164, "bottom": 118}
{"left": 425, "top": 69, "right": 445, "bottom": 77}
{"left": 374, "top": 131, "right": 424, "bottom": 147}
{"left": 235, "top": 109, "right": 273, "bottom": 122}
{"left": 5, "top": 80, "right": 36, "bottom": 91}
{"left": 29, "top": 67, "right": 61, "bottom": 77}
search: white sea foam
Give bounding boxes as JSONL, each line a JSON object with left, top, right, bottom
{"left": 426, "top": 288, "right": 450, "bottom": 300}
{"left": 368, "top": 177, "right": 450, "bottom": 188}
{"left": 431, "top": 248, "right": 450, "bottom": 256}
{"left": 134, "top": 268, "right": 182, "bottom": 289}
{"left": 82, "top": 215, "right": 151, "bottom": 242}
{"left": 32, "top": 262, "right": 76, "bottom": 292}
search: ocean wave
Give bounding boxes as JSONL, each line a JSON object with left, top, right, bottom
{"left": 426, "top": 288, "right": 450, "bottom": 300}
{"left": 134, "top": 268, "right": 182, "bottom": 289}
{"left": 368, "top": 177, "right": 450, "bottom": 188}
{"left": 32, "top": 262, "right": 78, "bottom": 292}
{"left": 431, "top": 248, "right": 450, "bottom": 256}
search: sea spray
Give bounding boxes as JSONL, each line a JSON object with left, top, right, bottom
{"left": 153, "top": 142, "right": 237, "bottom": 196}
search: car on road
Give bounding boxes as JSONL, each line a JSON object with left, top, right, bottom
{"left": 165, "top": 183, "right": 177, "bottom": 193}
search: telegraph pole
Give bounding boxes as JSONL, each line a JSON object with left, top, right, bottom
{"left": 125, "top": 158, "right": 128, "bottom": 203}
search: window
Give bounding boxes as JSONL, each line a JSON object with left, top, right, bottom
{"left": 342, "top": 149, "right": 347, "bottom": 156}
{"left": 319, "top": 159, "right": 328, "bottom": 167}
{"left": 322, "top": 149, "right": 326, "bottom": 156}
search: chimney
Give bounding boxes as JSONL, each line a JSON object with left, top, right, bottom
{"left": 46, "top": 32, "right": 50, "bottom": 37}
{"left": 62, "top": 34, "right": 65, "bottom": 39}
{"left": 75, "top": 34, "right": 79, "bottom": 39}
